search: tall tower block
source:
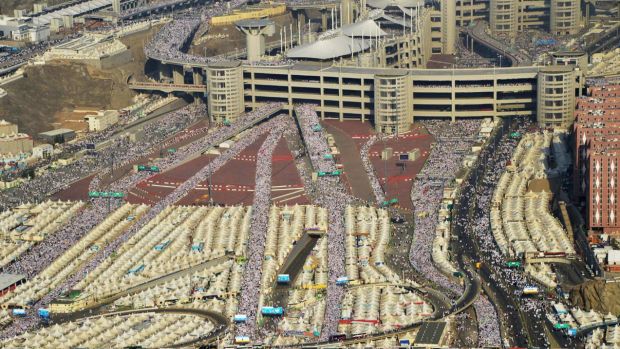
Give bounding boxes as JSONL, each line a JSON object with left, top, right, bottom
{"left": 441, "top": 0, "right": 456, "bottom": 54}
{"left": 490, "top": 0, "right": 518, "bottom": 37}
{"left": 235, "top": 19, "right": 276, "bottom": 62}
{"left": 341, "top": 0, "right": 354, "bottom": 26}
{"left": 112, "top": 0, "right": 121, "bottom": 14}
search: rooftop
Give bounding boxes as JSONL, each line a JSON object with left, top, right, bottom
{"left": 0, "top": 273, "right": 26, "bottom": 290}
{"left": 39, "top": 128, "right": 76, "bottom": 136}
{"left": 235, "top": 18, "right": 274, "bottom": 28}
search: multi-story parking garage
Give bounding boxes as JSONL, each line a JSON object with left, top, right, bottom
{"left": 137, "top": 61, "right": 582, "bottom": 131}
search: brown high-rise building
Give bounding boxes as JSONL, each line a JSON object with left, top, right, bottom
{"left": 573, "top": 84, "right": 620, "bottom": 233}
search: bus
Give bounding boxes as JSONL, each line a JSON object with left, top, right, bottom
{"left": 38, "top": 308, "right": 50, "bottom": 319}
{"left": 233, "top": 314, "right": 247, "bottom": 323}
{"left": 522, "top": 286, "right": 540, "bottom": 296}
{"left": 261, "top": 307, "right": 284, "bottom": 316}
{"left": 0, "top": 46, "right": 20, "bottom": 54}
{"left": 154, "top": 240, "right": 171, "bottom": 251}
{"left": 191, "top": 242, "right": 204, "bottom": 252}
{"left": 127, "top": 264, "right": 145, "bottom": 275}
{"left": 235, "top": 336, "right": 250, "bottom": 344}
{"left": 277, "top": 274, "right": 290, "bottom": 284}
{"left": 506, "top": 261, "right": 521, "bottom": 268}
{"left": 12, "top": 309, "right": 26, "bottom": 317}
{"left": 336, "top": 276, "right": 349, "bottom": 285}
{"left": 329, "top": 334, "right": 346, "bottom": 342}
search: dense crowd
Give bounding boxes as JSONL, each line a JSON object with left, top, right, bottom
{"left": 408, "top": 120, "right": 481, "bottom": 296}
{"left": 474, "top": 295, "right": 502, "bottom": 347}
{"left": 0, "top": 33, "right": 84, "bottom": 71}
{"left": 295, "top": 105, "right": 352, "bottom": 340}
{"left": 455, "top": 34, "right": 492, "bottom": 68}
{"left": 0, "top": 102, "right": 215, "bottom": 338}
{"left": 468, "top": 22, "right": 531, "bottom": 66}
{"left": 0, "top": 103, "right": 280, "bottom": 335}
{"left": 360, "top": 135, "right": 386, "bottom": 204}
{"left": 121, "top": 0, "right": 194, "bottom": 18}
{"left": 144, "top": 0, "right": 247, "bottom": 65}
{"left": 236, "top": 121, "right": 291, "bottom": 339}
{"left": 0, "top": 102, "right": 207, "bottom": 212}
{"left": 453, "top": 117, "right": 552, "bottom": 348}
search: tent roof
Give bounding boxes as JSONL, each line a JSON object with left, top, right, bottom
{"left": 286, "top": 35, "right": 371, "bottom": 60}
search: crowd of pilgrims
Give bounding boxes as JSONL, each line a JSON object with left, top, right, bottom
{"left": 453, "top": 117, "right": 551, "bottom": 348}
{"left": 0, "top": 37, "right": 561, "bottom": 342}
{"left": 0, "top": 94, "right": 562, "bottom": 347}
{"left": 408, "top": 119, "right": 480, "bottom": 294}
{"left": 144, "top": 0, "right": 248, "bottom": 65}
{"left": 0, "top": 103, "right": 281, "bottom": 338}
{"left": 236, "top": 120, "right": 293, "bottom": 339}
{"left": 292, "top": 105, "right": 353, "bottom": 341}
{"left": 360, "top": 135, "right": 385, "bottom": 204}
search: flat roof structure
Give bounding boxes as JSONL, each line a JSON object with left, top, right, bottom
{"left": 30, "top": 0, "right": 113, "bottom": 26}
{"left": 414, "top": 321, "right": 446, "bottom": 345}
{"left": 38, "top": 128, "right": 76, "bottom": 137}
{"left": 0, "top": 273, "right": 26, "bottom": 290}
{"left": 366, "top": 0, "right": 423, "bottom": 9}
{"left": 244, "top": 61, "right": 547, "bottom": 76}
{"left": 235, "top": 18, "right": 274, "bottom": 28}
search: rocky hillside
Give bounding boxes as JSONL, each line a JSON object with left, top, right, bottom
{"left": 570, "top": 279, "right": 620, "bottom": 315}
{"left": 0, "top": 63, "right": 134, "bottom": 135}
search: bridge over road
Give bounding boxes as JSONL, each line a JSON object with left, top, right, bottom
{"left": 128, "top": 80, "right": 207, "bottom": 94}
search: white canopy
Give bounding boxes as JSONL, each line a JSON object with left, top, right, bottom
{"left": 341, "top": 19, "right": 387, "bottom": 38}
{"left": 286, "top": 35, "right": 371, "bottom": 60}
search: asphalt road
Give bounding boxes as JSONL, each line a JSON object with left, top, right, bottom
{"left": 451, "top": 119, "right": 539, "bottom": 348}
{"left": 450, "top": 118, "right": 576, "bottom": 349}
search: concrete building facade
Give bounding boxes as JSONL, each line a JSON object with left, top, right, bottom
{"left": 550, "top": 0, "right": 581, "bottom": 36}
{"left": 84, "top": 110, "right": 119, "bottom": 132}
{"left": 572, "top": 84, "right": 620, "bottom": 233}
{"left": 207, "top": 61, "right": 245, "bottom": 122}
{"left": 537, "top": 67, "right": 578, "bottom": 128}
{"left": 240, "top": 64, "right": 579, "bottom": 131}
{"left": 489, "top": 0, "right": 583, "bottom": 38}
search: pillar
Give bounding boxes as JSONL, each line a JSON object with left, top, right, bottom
{"left": 341, "top": 0, "right": 353, "bottom": 26}
{"left": 112, "top": 0, "right": 121, "bottom": 14}
{"left": 441, "top": 0, "right": 456, "bottom": 54}
{"left": 159, "top": 64, "right": 171, "bottom": 81}
{"left": 299, "top": 10, "right": 306, "bottom": 31}
{"left": 193, "top": 69, "right": 203, "bottom": 85}
{"left": 321, "top": 9, "right": 328, "bottom": 32}
{"left": 173, "top": 65, "right": 184, "bottom": 85}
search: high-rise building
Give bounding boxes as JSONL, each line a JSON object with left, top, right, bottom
{"left": 489, "top": 0, "right": 583, "bottom": 37}
{"left": 572, "top": 84, "right": 620, "bottom": 233}
{"left": 550, "top": 0, "right": 581, "bottom": 36}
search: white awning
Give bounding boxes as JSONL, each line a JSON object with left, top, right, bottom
{"left": 286, "top": 35, "right": 371, "bottom": 60}
{"left": 366, "top": 0, "right": 423, "bottom": 9}
{"left": 341, "top": 19, "right": 387, "bottom": 38}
